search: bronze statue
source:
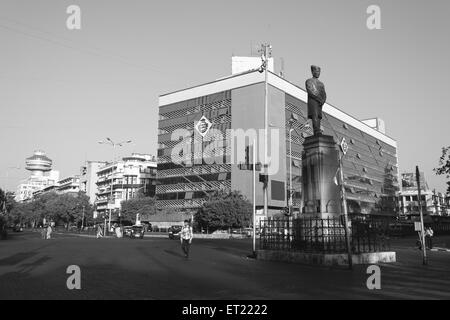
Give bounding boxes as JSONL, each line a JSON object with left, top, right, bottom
{"left": 306, "top": 65, "right": 327, "bottom": 135}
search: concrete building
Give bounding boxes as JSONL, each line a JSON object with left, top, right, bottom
{"left": 398, "top": 172, "right": 434, "bottom": 216}
{"left": 15, "top": 150, "right": 60, "bottom": 202}
{"left": 95, "top": 154, "right": 157, "bottom": 217}
{"left": 57, "top": 176, "right": 80, "bottom": 194}
{"left": 32, "top": 175, "right": 80, "bottom": 198}
{"left": 398, "top": 171, "right": 449, "bottom": 216}
{"left": 80, "top": 161, "right": 107, "bottom": 204}
{"left": 156, "top": 59, "right": 400, "bottom": 217}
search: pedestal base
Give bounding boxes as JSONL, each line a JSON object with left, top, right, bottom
{"left": 302, "top": 134, "right": 341, "bottom": 218}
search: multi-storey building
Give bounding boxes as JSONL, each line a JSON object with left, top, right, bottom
{"left": 156, "top": 60, "right": 400, "bottom": 217}
{"left": 95, "top": 154, "right": 157, "bottom": 217}
{"left": 57, "top": 176, "right": 80, "bottom": 194}
{"left": 32, "top": 175, "right": 80, "bottom": 198}
{"left": 80, "top": 161, "right": 107, "bottom": 204}
{"left": 398, "top": 172, "right": 449, "bottom": 216}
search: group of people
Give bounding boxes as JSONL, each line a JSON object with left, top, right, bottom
{"left": 418, "top": 226, "right": 434, "bottom": 250}
{"left": 95, "top": 223, "right": 124, "bottom": 239}
{"left": 41, "top": 225, "right": 52, "bottom": 240}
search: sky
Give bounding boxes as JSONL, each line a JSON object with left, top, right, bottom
{"left": 0, "top": 0, "right": 449, "bottom": 192}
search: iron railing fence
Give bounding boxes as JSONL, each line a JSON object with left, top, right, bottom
{"left": 259, "top": 216, "right": 391, "bottom": 254}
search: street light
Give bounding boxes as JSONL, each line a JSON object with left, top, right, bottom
{"left": 98, "top": 138, "right": 132, "bottom": 234}
{"left": 280, "top": 117, "right": 311, "bottom": 217}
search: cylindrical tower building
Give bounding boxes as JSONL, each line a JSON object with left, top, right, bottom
{"left": 25, "top": 150, "right": 53, "bottom": 177}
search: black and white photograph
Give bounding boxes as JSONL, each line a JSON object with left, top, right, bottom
{"left": 1, "top": 0, "right": 450, "bottom": 307}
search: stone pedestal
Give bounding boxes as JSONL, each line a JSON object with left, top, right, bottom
{"left": 302, "top": 134, "right": 341, "bottom": 218}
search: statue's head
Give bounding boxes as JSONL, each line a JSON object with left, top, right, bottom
{"left": 311, "top": 65, "right": 321, "bottom": 78}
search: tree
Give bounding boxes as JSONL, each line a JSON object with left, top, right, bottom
{"left": 195, "top": 190, "right": 252, "bottom": 232}
{"left": 120, "top": 196, "right": 156, "bottom": 221}
{"left": 434, "top": 146, "right": 450, "bottom": 193}
{"left": 0, "top": 188, "right": 16, "bottom": 214}
{"left": 7, "top": 192, "right": 93, "bottom": 229}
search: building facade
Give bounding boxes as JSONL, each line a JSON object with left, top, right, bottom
{"left": 398, "top": 172, "right": 449, "bottom": 216}
{"left": 95, "top": 154, "right": 157, "bottom": 217}
{"left": 80, "top": 161, "right": 107, "bottom": 204}
{"left": 156, "top": 67, "right": 400, "bottom": 217}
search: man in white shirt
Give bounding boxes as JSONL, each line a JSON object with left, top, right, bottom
{"left": 178, "top": 220, "right": 193, "bottom": 259}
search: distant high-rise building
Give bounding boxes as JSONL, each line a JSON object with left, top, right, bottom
{"left": 15, "top": 150, "right": 59, "bottom": 202}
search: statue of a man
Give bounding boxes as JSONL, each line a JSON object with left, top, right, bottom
{"left": 306, "top": 65, "right": 327, "bottom": 136}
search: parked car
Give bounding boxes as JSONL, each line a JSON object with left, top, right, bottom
{"left": 168, "top": 225, "right": 183, "bottom": 239}
{"left": 127, "top": 225, "right": 145, "bottom": 239}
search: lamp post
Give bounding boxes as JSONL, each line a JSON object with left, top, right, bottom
{"left": 279, "top": 118, "right": 310, "bottom": 217}
{"left": 98, "top": 138, "right": 132, "bottom": 234}
{"left": 260, "top": 43, "right": 271, "bottom": 219}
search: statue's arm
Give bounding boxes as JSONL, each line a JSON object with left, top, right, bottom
{"left": 306, "top": 80, "right": 319, "bottom": 97}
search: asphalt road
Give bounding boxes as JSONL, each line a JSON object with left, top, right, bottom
{"left": 0, "top": 231, "right": 449, "bottom": 299}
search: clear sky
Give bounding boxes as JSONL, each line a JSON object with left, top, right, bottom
{"left": 0, "top": 0, "right": 449, "bottom": 192}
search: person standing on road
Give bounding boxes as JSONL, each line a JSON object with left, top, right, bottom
{"left": 425, "top": 226, "right": 434, "bottom": 249}
{"left": 178, "top": 220, "right": 193, "bottom": 259}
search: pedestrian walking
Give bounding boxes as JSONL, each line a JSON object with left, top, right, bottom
{"left": 41, "top": 225, "right": 47, "bottom": 239}
{"left": 46, "top": 224, "right": 52, "bottom": 240}
{"left": 96, "top": 224, "right": 103, "bottom": 239}
{"left": 178, "top": 220, "right": 193, "bottom": 259}
{"left": 115, "top": 225, "right": 122, "bottom": 238}
{"left": 425, "top": 226, "right": 434, "bottom": 249}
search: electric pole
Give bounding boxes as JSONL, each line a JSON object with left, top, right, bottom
{"left": 416, "top": 166, "right": 427, "bottom": 265}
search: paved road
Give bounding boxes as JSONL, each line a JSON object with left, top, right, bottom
{"left": 0, "top": 231, "right": 449, "bottom": 299}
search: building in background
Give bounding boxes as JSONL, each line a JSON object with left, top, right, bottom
{"left": 80, "top": 161, "right": 107, "bottom": 204}
{"left": 431, "top": 190, "right": 449, "bottom": 216}
{"left": 57, "top": 176, "right": 80, "bottom": 194}
{"left": 398, "top": 172, "right": 437, "bottom": 216}
{"left": 95, "top": 154, "right": 157, "bottom": 217}
{"left": 32, "top": 175, "right": 81, "bottom": 197}
{"left": 156, "top": 58, "right": 400, "bottom": 216}
{"left": 15, "top": 150, "right": 60, "bottom": 202}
